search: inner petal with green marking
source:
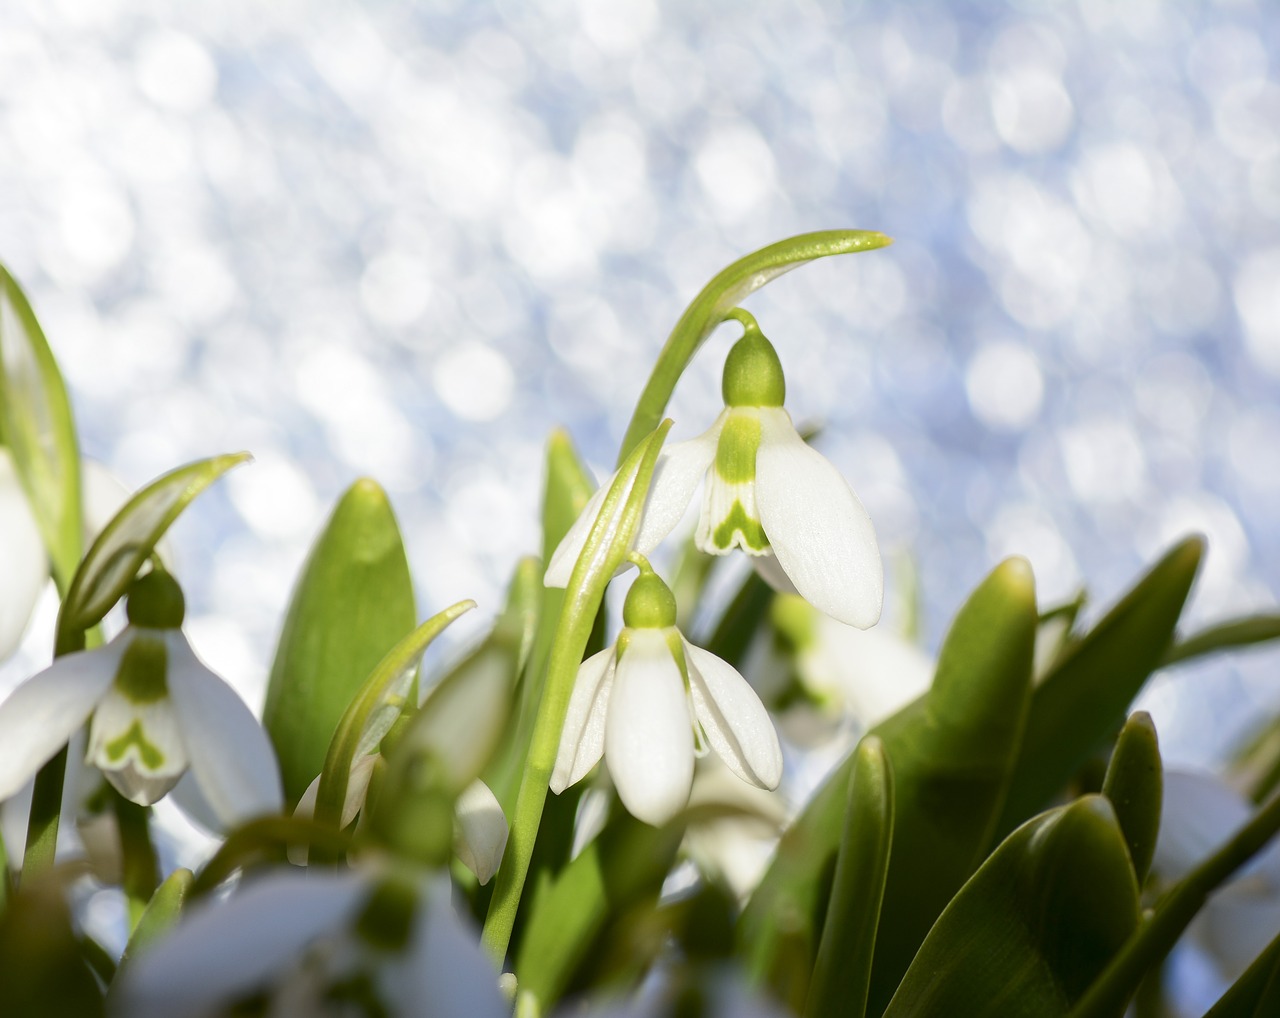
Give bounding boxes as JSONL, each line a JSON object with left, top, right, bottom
{"left": 696, "top": 408, "right": 770, "bottom": 556}
{"left": 87, "top": 675, "right": 189, "bottom": 806}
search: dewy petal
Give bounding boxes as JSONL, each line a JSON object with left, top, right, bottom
{"left": 684, "top": 639, "right": 783, "bottom": 790}
{"left": 113, "top": 869, "right": 367, "bottom": 1018}
{"left": 755, "top": 408, "right": 883, "bottom": 629}
{"left": 605, "top": 629, "right": 694, "bottom": 826}
{"left": 454, "top": 779, "right": 509, "bottom": 885}
{"left": 165, "top": 633, "right": 283, "bottom": 829}
{"left": 632, "top": 419, "right": 722, "bottom": 555}
{"left": 408, "top": 894, "right": 510, "bottom": 1018}
{"left": 86, "top": 684, "right": 188, "bottom": 806}
{"left": 0, "top": 635, "right": 126, "bottom": 801}
{"left": 551, "top": 646, "right": 615, "bottom": 794}
{"left": 0, "top": 451, "right": 49, "bottom": 660}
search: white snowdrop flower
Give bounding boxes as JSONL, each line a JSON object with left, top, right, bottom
{"left": 111, "top": 868, "right": 509, "bottom": 1018}
{"left": 0, "top": 571, "right": 282, "bottom": 828}
{"left": 551, "top": 560, "right": 782, "bottom": 826}
{"left": 546, "top": 311, "right": 882, "bottom": 630}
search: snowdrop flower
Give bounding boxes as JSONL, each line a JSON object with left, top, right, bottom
{"left": 0, "top": 570, "right": 282, "bottom": 828}
{"left": 552, "top": 558, "right": 782, "bottom": 826}
{"left": 1153, "top": 769, "right": 1280, "bottom": 981}
{"left": 546, "top": 310, "right": 882, "bottom": 630}
{"left": 111, "top": 867, "right": 509, "bottom": 1018}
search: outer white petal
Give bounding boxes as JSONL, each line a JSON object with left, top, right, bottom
{"left": 551, "top": 646, "right": 616, "bottom": 794}
{"left": 408, "top": 895, "right": 510, "bottom": 1018}
{"left": 570, "top": 786, "right": 612, "bottom": 861}
{"left": 751, "top": 553, "right": 799, "bottom": 596}
{"left": 1201, "top": 884, "right": 1280, "bottom": 979}
{"left": 165, "top": 633, "right": 283, "bottom": 829}
{"left": 632, "top": 419, "right": 722, "bottom": 555}
{"left": 454, "top": 779, "right": 509, "bottom": 885}
{"left": 605, "top": 629, "right": 694, "bottom": 826}
{"left": 112, "top": 869, "right": 366, "bottom": 1017}
{"left": 0, "top": 452, "right": 48, "bottom": 660}
{"left": 804, "top": 618, "right": 934, "bottom": 728}
{"left": 755, "top": 409, "right": 882, "bottom": 629}
{"left": 1154, "top": 770, "right": 1252, "bottom": 879}
{"left": 0, "top": 637, "right": 126, "bottom": 801}
{"left": 544, "top": 479, "right": 612, "bottom": 588}
{"left": 684, "top": 639, "right": 782, "bottom": 790}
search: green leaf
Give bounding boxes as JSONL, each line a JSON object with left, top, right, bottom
{"left": 741, "top": 557, "right": 1038, "bottom": 1013}
{"left": 617, "top": 230, "right": 892, "bottom": 464}
{"left": 884, "top": 796, "right": 1140, "bottom": 1018}
{"left": 1101, "top": 712, "right": 1162, "bottom": 886}
{"left": 264, "top": 478, "right": 417, "bottom": 805}
{"left": 55, "top": 453, "right": 250, "bottom": 649}
{"left": 1162, "top": 614, "right": 1280, "bottom": 668}
{"left": 120, "top": 868, "right": 193, "bottom": 966}
{"left": 805, "top": 736, "right": 895, "bottom": 1018}
{"left": 997, "top": 538, "right": 1203, "bottom": 837}
{"left": 0, "top": 264, "right": 82, "bottom": 590}
{"left": 0, "top": 873, "right": 105, "bottom": 1016}
{"left": 1204, "top": 928, "right": 1280, "bottom": 1018}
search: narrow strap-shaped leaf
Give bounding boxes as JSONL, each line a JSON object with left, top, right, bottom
{"left": 119, "top": 868, "right": 193, "bottom": 966}
{"left": 190, "top": 816, "right": 353, "bottom": 897}
{"left": 617, "top": 230, "right": 891, "bottom": 463}
{"left": 805, "top": 736, "right": 894, "bottom": 1018}
{"left": 997, "top": 537, "right": 1203, "bottom": 837}
{"left": 1204, "top": 927, "right": 1280, "bottom": 1018}
{"left": 1069, "top": 789, "right": 1280, "bottom": 1018}
{"left": 741, "top": 557, "right": 1037, "bottom": 1013}
{"left": 264, "top": 478, "right": 417, "bottom": 805}
{"left": 1162, "top": 614, "right": 1280, "bottom": 668}
{"left": 0, "top": 264, "right": 82, "bottom": 590}
{"left": 884, "top": 796, "right": 1140, "bottom": 1018}
{"left": 1101, "top": 712, "right": 1162, "bottom": 886}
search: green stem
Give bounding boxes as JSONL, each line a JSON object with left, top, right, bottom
{"left": 1069, "top": 790, "right": 1280, "bottom": 1017}
{"left": 114, "top": 793, "right": 159, "bottom": 931}
{"left": 481, "top": 421, "right": 672, "bottom": 965}
{"left": 22, "top": 745, "right": 69, "bottom": 878}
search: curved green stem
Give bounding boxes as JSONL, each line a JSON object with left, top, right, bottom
{"left": 616, "top": 230, "right": 891, "bottom": 465}
{"left": 481, "top": 420, "right": 673, "bottom": 965}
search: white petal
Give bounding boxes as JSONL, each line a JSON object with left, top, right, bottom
{"left": 803, "top": 618, "right": 934, "bottom": 728}
{"left": 288, "top": 754, "right": 378, "bottom": 864}
{"left": 632, "top": 421, "right": 722, "bottom": 555}
{"left": 605, "top": 629, "right": 694, "bottom": 826}
{"left": 86, "top": 685, "right": 188, "bottom": 806}
{"left": 0, "top": 452, "right": 48, "bottom": 660}
{"left": 79, "top": 460, "right": 131, "bottom": 541}
{"left": 551, "top": 647, "right": 616, "bottom": 794}
{"left": 165, "top": 633, "right": 283, "bottom": 829}
{"left": 544, "top": 478, "right": 610, "bottom": 588}
{"left": 752, "top": 553, "right": 799, "bottom": 596}
{"left": 454, "top": 779, "right": 509, "bottom": 885}
{"left": 1155, "top": 770, "right": 1252, "bottom": 878}
{"left": 409, "top": 895, "right": 510, "bottom": 1018}
{"left": 684, "top": 639, "right": 782, "bottom": 790}
{"left": 113, "top": 869, "right": 366, "bottom": 1017}
{"left": 755, "top": 409, "right": 883, "bottom": 629}
{"left": 570, "top": 786, "right": 611, "bottom": 861}
{"left": 1201, "top": 888, "right": 1280, "bottom": 980}
{"left": 0, "top": 637, "right": 125, "bottom": 801}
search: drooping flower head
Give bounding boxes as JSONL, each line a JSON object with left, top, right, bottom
{"left": 546, "top": 310, "right": 882, "bottom": 630}
{"left": 0, "top": 570, "right": 282, "bottom": 828}
{"left": 552, "top": 558, "right": 782, "bottom": 826}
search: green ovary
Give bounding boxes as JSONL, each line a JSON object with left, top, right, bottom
{"left": 104, "top": 720, "right": 166, "bottom": 770}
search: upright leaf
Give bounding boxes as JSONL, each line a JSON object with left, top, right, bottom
{"left": 1204, "top": 929, "right": 1280, "bottom": 1018}
{"left": 997, "top": 538, "right": 1202, "bottom": 836}
{"left": 264, "top": 478, "right": 416, "bottom": 805}
{"left": 883, "top": 796, "right": 1140, "bottom": 1018}
{"left": 1101, "top": 712, "right": 1162, "bottom": 885}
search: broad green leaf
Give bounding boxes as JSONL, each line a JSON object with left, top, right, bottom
{"left": 617, "top": 230, "right": 892, "bottom": 463}
{"left": 1204, "top": 928, "right": 1280, "bottom": 1017}
{"left": 55, "top": 453, "right": 250, "bottom": 648}
{"left": 1162, "top": 614, "right": 1280, "bottom": 668}
{"left": 741, "top": 557, "right": 1038, "bottom": 1014}
{"left": 805, "top": 736, "right": 894, "bottom": 1018}
{"left": 997, "top": 538, "right": 1202, "bottom": 837}
{"left": 264, "top": 478, "right": 416, "bottom": 805}
{"left": 1101, "top": 712, "right": 1162, "bottom": 885}
{"left": 0, "top": 264, "right": 82, "bottom": 590}
{"left": 120, "top": 868, "right": 193, "bottom": 966}
{"left": 883, "top": 796, "right": 1140, "bottom": 1018}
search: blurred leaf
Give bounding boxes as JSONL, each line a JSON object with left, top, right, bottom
{"left": 1204, "top": 928, "right": 1280, "bottom": 1017}
{"left": 804, "top": 737, "right": 894, "bottom": 1018}
{"left": 704, "top": 570, "right": 774, "bottom": 669}
{"left": 1101, "top": 712, "right": 1162, "bottom": 886}
{"left": 741, "top": 557, "right": 1038, "bottom": 1014}
{"left": 997, "top": 537, "right": 1203, "bottom": 837}
{"left": 56, "top": 453, "right": 250, "bottom": 648}
{"left": 883, "top": 796, "right": 1140, "bottom": 1018}
{"left": 120, "top": 868, "right": 193, "bottom": 966}
{"left": 0, "top": 264, "right": 82, "bottom": 591}
{"left": 617, "top": 230, "right": 892, "bottom": 463}
{"left": 264, "top": 478, "right": 416, "bottom": 805}
{"left": 0, "top": 873, "right": 104, "bottom": 1017}
{"left": 1162, "top": 614, "right": 1280, "bottom": 668}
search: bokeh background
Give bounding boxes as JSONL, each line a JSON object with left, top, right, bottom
{"left": 2, "top": 0, "right": 1279, "bottom": 914}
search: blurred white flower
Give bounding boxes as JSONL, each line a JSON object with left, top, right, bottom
{"left": 111, "top": 868, "right": 509, "bottom": 1018}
